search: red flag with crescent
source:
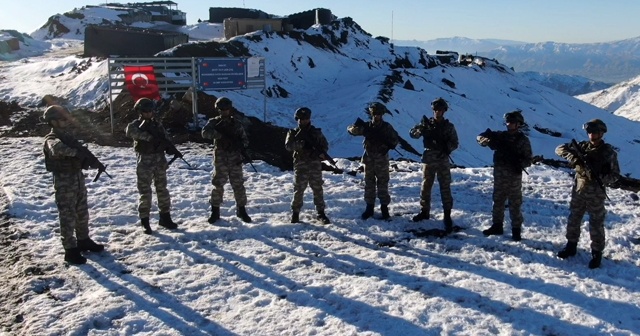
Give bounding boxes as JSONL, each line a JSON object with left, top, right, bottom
{"left": 124, "top": 65, "right": 160, "bottom": 101}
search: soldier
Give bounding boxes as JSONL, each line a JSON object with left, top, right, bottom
{"left": 125, "top": 97, "right": 179, "bottom": 234}
{"left": 202, "top": 97, "right": 252, "bottom": 223}
{"left": 477, "top": 111, "right": 533, "bottom": 241}
{"left": 409, "top": 97, "right": 459, "bottom": 232}
{"left": 284, "top": 107, "right": 331, "bottom": 224}
{"left": 555, "top": 119, "right": 620, "bottom": 269}
{"left": 347, "top": 102, "right": 399, "bottom": 220}
{"left": 42, "top": 105, "right": 104, "bottom": 265}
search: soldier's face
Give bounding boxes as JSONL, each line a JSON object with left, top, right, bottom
{"left": 141, "top": 110, "right": 153, "bottom": 120}
{"left": 588, "top": 131, "right": 603, "bottom": 143}
{"left": 297, "top": 117, "right": 310, "bottom": 126}
{"left": 433, "top": 108, "right": 445, "bottom": 120}
{"left": 506, "top": 121, "right": 518, "bottom": 132}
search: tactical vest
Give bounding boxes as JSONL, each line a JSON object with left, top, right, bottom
{"left": 131, "top": 119, "right": 165, "bottom": 154}
{"left": 43, "top": 132, "right": 82, "bottom": 173}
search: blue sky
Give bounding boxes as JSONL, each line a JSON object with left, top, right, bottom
{"left": 2, "top": 0, "right": 640, "bottom": 43}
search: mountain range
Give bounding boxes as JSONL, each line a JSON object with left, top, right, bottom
{"left": 396, "top": 36, "right": 640, "bottom": 84}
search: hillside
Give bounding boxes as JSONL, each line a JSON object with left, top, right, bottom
{"left": 577, "top": 74, "right": 640, "bottom": 122}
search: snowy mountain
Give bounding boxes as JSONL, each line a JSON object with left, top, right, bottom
{"left": 399, "top": 36, "right": 640, "bottom": 85}
{"left": 577, "top": 74, "right": 640, "bottom": 121}
{"left": 1, "top": 8, "right": 640, "bottom": 335}
{"left": 518, "top": 71, "right": 612, "bottom": 96}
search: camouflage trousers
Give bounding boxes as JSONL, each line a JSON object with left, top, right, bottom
{"left": 53, "top": 171, "right": 90, "bottom": 249}
{"left": 210, "top": 150, "right": 247, "bottom": 207}
{"left": 492, "top": 166, "right": 523, "bottom": 229}
{"left": 363, "top": 153, "right": 391, "bottom": 206}
{"left": 291, "top": 159, "right": 325, "bottom": 212}
{"left": 136, "top": 153, "right": 171, "bottom": 218}
{"left": 566, "top": 183, "right": 606, "bottom": 252}
{"left": 419, "top": 159, "right": 453, "bottom": 212}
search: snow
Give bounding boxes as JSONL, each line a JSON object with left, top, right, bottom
{"left": 1, "top": 9, "right": 640, "bottom": 336}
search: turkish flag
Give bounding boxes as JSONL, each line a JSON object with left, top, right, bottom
{"left": 124, "top": 65, "right": 161, "bottom": 101}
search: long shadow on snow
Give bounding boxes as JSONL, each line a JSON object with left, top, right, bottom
{"left": 160, "top": 230, "right": 435, "bottom": 335}
{"left": 82, "top": 252, "right": 234, "bottom": 336}
{"left": 305, "top": 225, "right": 640, "bottom": 334}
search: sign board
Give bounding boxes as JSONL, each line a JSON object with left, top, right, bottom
{"left": 197, "top": 58, "right": 247, "bottom": 90}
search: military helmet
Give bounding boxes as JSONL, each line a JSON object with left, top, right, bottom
{"left": 134, "top": 97, "right": 155, "bottom": 113}
{"left": 504, "top": 110, "right": 525, "bottom": 125}
{"left": 42, "top": 105, "right": 71, "bottom": 122}
{"left": 294, "top": 107, "right": 311, "bottom": 120}
{"left": 215, "top": 96, "right": 233, "bottom": 110}
{"left": 368, "top": 102, "right": 387, "bottom": 116}
{"left": 583, "top": 119, "right": 607, "bottom": 133}
{"left": 431, "top": 97, "right": 448, "bottom": 112}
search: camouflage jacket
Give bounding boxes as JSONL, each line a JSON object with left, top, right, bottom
{"left": 202, "top": 116, "right": 249, "bottom": 153}
{"left": 410, "top": 118, "right": 458, "bottom": 163}
{"left": 285, "top": 124, "right": 329, "bottom": 163}
{"left": 347, "top": 120, "right": 399, "bottom": 157}
{"left": 43, "top": 129, "right": 83, "bottom": 173}
{"left": 556, "top": 140, "right": 620, "bottom": 193}
{"left": 125, "top": 118, "right": 168, "bottom": 155}
{"left": 478, "top": 130, "right": 532, "bottom": 173}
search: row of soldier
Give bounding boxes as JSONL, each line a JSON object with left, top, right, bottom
{"left": 42, "top": 96, "right": 620, "bottom": 268}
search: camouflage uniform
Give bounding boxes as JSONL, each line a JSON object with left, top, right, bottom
{"left": 409, "top": 117, "right": 458, "bottom": 215}
{"left": 125, "top": 119, "right": 172, "bottom": 218}
{"left": 202, "top": 114, "right": 249, "bottom": 208}
{"left": 480, "top": 130, "right": 532, "bottom": 230}
{"left": 348, "top": 119, "right": 399, "bottom": 206}
{"left": 43, "top": 130, "right": 91, "bottom": 249}
{"left": 285, "top": 124, "right": 328, "bottom": 213}
{"left": 556, "top": 140, "right": 620, "bottom": 252}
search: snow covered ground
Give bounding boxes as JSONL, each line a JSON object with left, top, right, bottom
{"left": 1, "top": 136, "right": 639, "bottom": 335}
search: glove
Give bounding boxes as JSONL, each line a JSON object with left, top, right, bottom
{"left": 477, "top": 135, "right": 490, "bottom": 147}
{"left": 567, "top": 155, "right": 579, "bottom": 168}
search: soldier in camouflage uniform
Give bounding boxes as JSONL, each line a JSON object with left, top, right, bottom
{"left": 202, "top": 97, "right": 252, "bottom": 223}
{"left": 42, "top": 105, "right": 105, "bottom": 265}
{"left": 284, "top": 107, "right": 331, "bottom": 224}
{"left": 477, "top": 111, "right": 533, "bottom": 241}
{"left": 409, "top": 97, "right": 459, "bottom": 232}
{"left": 125, "top": 98, "right": 178, "bottom": 234}
{"left": 555, "top": 119, "right": 620, "bottom": 269}
{"left": 347, "top": 102, "right": 399, "bottom": 220}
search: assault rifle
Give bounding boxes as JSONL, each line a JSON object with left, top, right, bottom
{"left": 353, "top": 117, "right": 403, "bottom": 157}
{"left": 139, "top": 120, "right": 193, "bottom": 169}
{"left": 420, "top": 115, "right": 454, "bottom": 164}
{"left": 213, "top": 120, "right": 257, "bottom": 172}
{"left": 570, "top": 139, "right": 609, "bottom": 200}
{"left": 610, "top": 175, "right": 640, "bottom": 193}
{"left": 294, "top": 128, "right": 357, "bottom": 176}
{"left": 479, "top": 128, "right": 529, "bottom": 175}
{"left": 60, "top": 134, "right": 113, "bottom": 182}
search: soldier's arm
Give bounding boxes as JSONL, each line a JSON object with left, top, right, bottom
{"left": 386, "top": 124, "right": 400, "bottom": 148}
{"left": 46, "top": 139, "right": 78, "bottom": 157}
{"left": 555, "top": 142, "right": 576, "bottom": 162}
{"left": 125, "top": 121, "right": 153, "bottom": 141}
{"left": 409, "top": 124, "right": 422, "bottom": 139}
{"left": 519, "top": 136, "right": 533, "bottom": 168}
{"left": 316, "top": 129, "right": 329, "bottom": 153}
{"left": 236, "top": 121, "right": 249, "bottom": 148}
{"left": 447, "top": 124, "right": 459, "bottom": 152}
{"left": 347, "top": 124, "right": 364, "bottom": 136}
{"left": 284, "top": 129, "right": 297, "bottom": 152}
{"left": 602, "top": 148, "right": 621, "bottom": 185}
{"left": 201, "top": 119, "right": 219, "bottom": 140}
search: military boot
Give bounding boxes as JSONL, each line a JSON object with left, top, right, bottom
{"left": 291, "top": 211, "right": 300, "bottom": 223}
{"left": 316, "top": 211, "right": 331, "bottom": 224}
{"left": 380, "top": 205, "right": 390, "bottom": 220}
{"left": 443, "top": 209, "right": 453, "bottom": 233}
{"left": 412, "top": 210, "right": 430, "bottom": 222}
{"left": 64, "top": 247, "right": 87, "bottom": 265}
{"left": 588, "top": 250, "right": 603, "bottom": 269}
{"left": 140, "top": 217, "right": 152, "bottom": 234}
{"left": 361, "top": 204, "right": 374, "bottom": 220}
{"left": 158, "top": 212, "right": 178, "bottom": 229}
{"left": 482, "top": 223, "right": 503, "bottom": 236}
{"left": 236, "top": 206, "right": 252, "bottom": 223}
{"left": 77, "top": 238, "right": 104, "bottom": 252}
{"left": 512, "top": 228, "right": 522, "bottom": 242}
{"left": 208, "top": 207, "right": 220, "bottom": 224}
{"left": 557, "top": 241, "right": 577, "bottom": 259}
